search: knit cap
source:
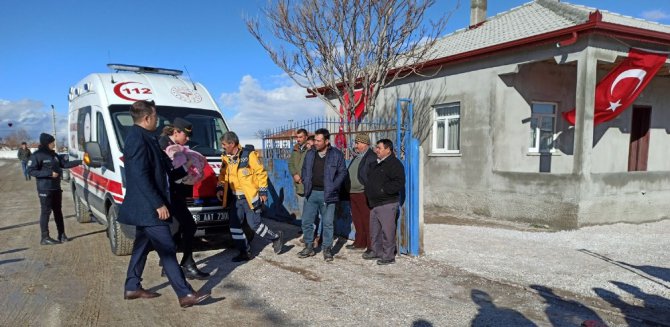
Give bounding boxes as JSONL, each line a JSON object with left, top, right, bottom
{"left": 39, "top": 133, "right": 55, "bottom": 146}
{"left": 354, "top": 133, "right": 370, "bottom": 145}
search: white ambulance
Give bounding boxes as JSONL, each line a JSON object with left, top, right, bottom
{"left": 68, "top": 64, "right": 238, "bottom": 255}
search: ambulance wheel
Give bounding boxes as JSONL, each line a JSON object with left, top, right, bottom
{"left": 75, "top": 195, "right": 92, "bottom": 223}
{"left": 107, "top": 204, "right": 134, "bottom": 256}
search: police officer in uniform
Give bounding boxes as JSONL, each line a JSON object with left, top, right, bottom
{"left": 158, "top": 118, "right": 209, "bottom": 279}
{"left": 27, "top": 133, "right": 82, "bottom": 245}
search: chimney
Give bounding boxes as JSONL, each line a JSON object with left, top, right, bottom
{"left": 470, "top": 0, "right": 487, "bottom": 26}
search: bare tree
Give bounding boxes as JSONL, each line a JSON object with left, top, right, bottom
{"left": 247, "top": 0, "right": 457, "bottom": 120}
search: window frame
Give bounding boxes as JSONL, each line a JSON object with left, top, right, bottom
{"left": 528, "top": 101, "right": 558, "bottom": 154}
{"left": 432, "top": 102, "right": 461, "bottom": 154}
{"left": 96, "top": 111, "right": 115, "bottom": 172}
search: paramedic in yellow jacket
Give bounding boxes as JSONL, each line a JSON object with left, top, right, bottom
{"left": 216, "top": 131, "right": 284, "bottom": 262}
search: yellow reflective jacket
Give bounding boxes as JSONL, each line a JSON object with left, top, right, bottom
{"left": 218, "top": 146, "right": 268, "bottom": 209}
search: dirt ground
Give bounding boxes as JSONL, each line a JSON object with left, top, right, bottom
{"left": 0, "top": 159, "right": 648, "bottom": 326}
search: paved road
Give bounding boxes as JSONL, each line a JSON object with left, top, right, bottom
{"left": 0, "top": 159, "right": 649, "bottom": 326}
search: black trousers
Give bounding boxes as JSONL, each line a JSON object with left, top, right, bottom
{"left": 171, "top": 197, "right": 197, "bottom": 266}
{"left": 38, "top": 190, "right": 64, "bottom": 238}
{"left": 125, "top": 225, "right": 192, "bottom": 297}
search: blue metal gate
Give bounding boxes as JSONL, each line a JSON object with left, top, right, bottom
{"left": 396, "top": 99, "right": 421, "bottom": 256}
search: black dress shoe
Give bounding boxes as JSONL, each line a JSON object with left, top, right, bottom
{"left": 178, "top": 290, "right": 211, "bottom": 308}
{"left": 124, "top": 288, "right": 160, "bottom": 300}
{"left": 40, "top": 237, "right": 61, "bottom": 245}
{"left": 362, "top": 250, "right": 379, "bottom": 260}
{"left": 58, "top": 234, "right": 70, "bottom": 242}
{"left": 377, "top": 259, "right": 395, "bottom": 265}
{"left": 346, "top": 244, "right": 366, "bottom": 250}
{"left": 182, "top": 263, "right": 210, "bottom": 280}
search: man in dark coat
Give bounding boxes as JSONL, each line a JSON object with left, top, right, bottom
{"left": 345, "top": 132, "right": 377, "bottom": 251}
{"left": 27, "top": 133, "right": 81, "bottom": 244}
{"left": 117, "top": 100, "right": 209, "bottom": 308}
{"left": 363, "top": 139, "right": 405, "bottom": 265}
{"left": 296, "top": 128, "right": 347, "bottom": 261}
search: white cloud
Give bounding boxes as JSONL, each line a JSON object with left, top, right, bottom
{"left": 641, "top": 9, "right": 669, "bottom": 21}
{"left": 0, "top": 99, "right": 68, "bottom": 145}
{"left": 219, "top": 75, "right": 327, "bottom": 146}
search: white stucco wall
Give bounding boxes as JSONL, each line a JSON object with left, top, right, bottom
{"left": 368, "top": 37, "right": 670, "bottom": 228}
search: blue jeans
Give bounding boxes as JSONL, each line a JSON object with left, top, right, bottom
{"left": 21, "top": 161, "right": 29, "bottom": 179}
{"left": 301, "top": 191, "right": 335, "bottom": 249}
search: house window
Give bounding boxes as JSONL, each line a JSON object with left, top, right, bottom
{"left": 529, "top": 102, "right": 557, "bottom": 153}
{"left": 432, "top": 102, "right": 460, "bottom": 154}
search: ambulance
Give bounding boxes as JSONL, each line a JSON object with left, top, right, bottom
{"left": 68, "top": 64, "right": 240, "bottom": 255}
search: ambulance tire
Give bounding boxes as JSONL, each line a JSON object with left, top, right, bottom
{"left": 107, "top": 204, "right": 133, "bottom": 256}
{"left": 75, "top": 194, "right": 92, "bottom": 223}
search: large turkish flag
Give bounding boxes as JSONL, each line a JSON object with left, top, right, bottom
{"left": 339, "top": 88, "right": 369, "bottom": 122}
{"left": 563, "top": 49, "right": 667, "bottom": 126}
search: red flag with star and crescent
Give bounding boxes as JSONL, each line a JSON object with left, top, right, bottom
{"left": 562, "top": 49, "right": 667, "bottom": 126}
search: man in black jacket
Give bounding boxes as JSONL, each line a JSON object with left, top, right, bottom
{"left": 363, "top": 139, "right": 405, "bottom": 265}
{"left": 27, "top": 133, "right": 82, "bottom": 244}
{"left": 117, "top": 100, "right": 209, "bottom": 307}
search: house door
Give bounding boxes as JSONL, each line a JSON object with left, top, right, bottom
{"left": 628, "top": 106, "right": 651, "bottom": 172}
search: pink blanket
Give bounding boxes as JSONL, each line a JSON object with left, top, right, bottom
{"left": 164, "top": 144, "right": 206, "bottom": 185}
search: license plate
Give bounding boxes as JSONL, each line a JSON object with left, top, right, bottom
{"left": 194, "top": 212, "right": 227, "bottom": 222}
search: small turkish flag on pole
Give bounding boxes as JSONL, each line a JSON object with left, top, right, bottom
{"left": 562, "top": 48, "right": 667, "bottom": 126}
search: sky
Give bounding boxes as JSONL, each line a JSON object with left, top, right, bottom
{"left": 1, "top": 0, "right": 669, "bottom": 146}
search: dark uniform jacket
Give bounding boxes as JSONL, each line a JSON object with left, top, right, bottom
{"left": 27, "top": 147, "right": 81, "bottom": 191}
{"left": 365, "top": 154, "right": 405, "bottom": 208}
{"left": 118, "top": 125, "right": 187, "bottom": 227}
{"left": 301, "top": 146, "right": 347, "bottom": 203}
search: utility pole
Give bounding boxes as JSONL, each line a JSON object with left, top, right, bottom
{"left": 51, "top": 104, "right": 57, "bottom": 150}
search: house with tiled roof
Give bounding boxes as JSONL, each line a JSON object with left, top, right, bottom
{"left": 370, "top": 0, "right": 670, "bottom": 228}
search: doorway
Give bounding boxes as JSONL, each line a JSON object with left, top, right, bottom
{"left": 628, "top": 106, "right": 651, "bottom": 172}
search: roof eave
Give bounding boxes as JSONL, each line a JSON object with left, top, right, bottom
{"left": 419, "top": 21, "right": 670, "bottom": 72}
{"left": 306, "top": 13, "right": 670, "bottom": 97}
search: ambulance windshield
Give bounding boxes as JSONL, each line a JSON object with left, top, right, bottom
{"left": 109, "top": 105, "right": 229, "bottom": 156}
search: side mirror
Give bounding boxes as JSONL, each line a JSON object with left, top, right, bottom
{"left": 84, "top": 142, "right": 104, "bottom": 168}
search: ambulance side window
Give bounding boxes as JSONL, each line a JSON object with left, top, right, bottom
{"left": 77, "top": 106, "right": 91, "bottom": 151}
{"left": 96, "top": 112, "right": 114, "bottom": 172}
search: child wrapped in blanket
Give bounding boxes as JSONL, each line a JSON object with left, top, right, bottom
{"left": 164, "top": 144, "right": 206, "bottom": 185}
{"left": 158, "top": 118, "right": 206, "bottom": 185}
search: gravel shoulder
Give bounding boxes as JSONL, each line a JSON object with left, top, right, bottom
{"left": 425, "top": 213, "right": 670, "bottom": 326}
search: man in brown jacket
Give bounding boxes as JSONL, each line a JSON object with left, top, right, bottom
{"left": 288, "top": 128, "right": 309, "bottom": 196}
